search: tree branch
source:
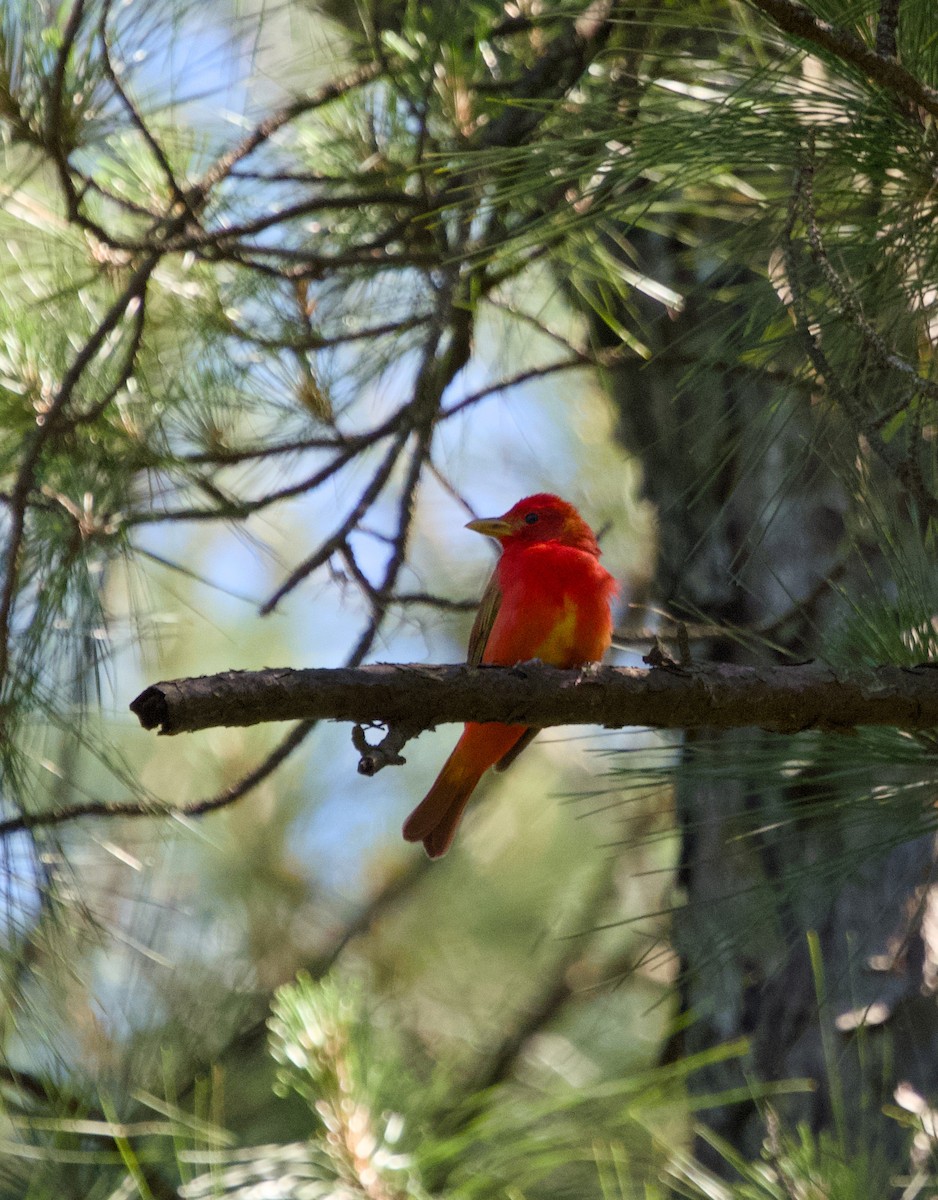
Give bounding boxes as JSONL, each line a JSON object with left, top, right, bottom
{"left": 129, "top": 660, "right": 938, "bottom": 738}
{"left": 748, "top": 0, "right": 938, "bottom": 118}
{"left": 476, "top": 0, "right": 620, "bottom": 148}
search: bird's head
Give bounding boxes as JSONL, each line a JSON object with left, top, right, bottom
{"left": 466, "top": 493, "right": 601, "bottom": 555}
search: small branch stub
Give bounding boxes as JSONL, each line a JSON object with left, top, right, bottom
{"left": 353, "top": 722, "right": 421, "bottom": 776}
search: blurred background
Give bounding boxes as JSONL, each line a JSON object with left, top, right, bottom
{"left": 3, "top": 0, "right": 938, "bottom": 1196}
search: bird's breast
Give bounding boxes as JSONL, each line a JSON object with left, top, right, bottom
{"left": 484, "top": 543, "right": 616, "bottom": 668}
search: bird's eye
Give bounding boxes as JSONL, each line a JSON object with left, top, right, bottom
{"left": 524, "top": 512, "right": 539, "bottom": 525}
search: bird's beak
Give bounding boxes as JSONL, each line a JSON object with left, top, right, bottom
{"left": 465, "top": 516, "right": 513, "bottom": 540}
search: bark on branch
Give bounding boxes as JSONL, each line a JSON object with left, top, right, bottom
{"left": 130, "top": 660, "right": 938, "bottom": 738}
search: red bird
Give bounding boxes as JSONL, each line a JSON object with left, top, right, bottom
{"left": 402, "top": 493, "right": 618, "bottom": 858}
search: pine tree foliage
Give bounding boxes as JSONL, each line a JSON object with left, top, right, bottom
{"left": 3, "top": 0, "right": 938, "bottom": 1195}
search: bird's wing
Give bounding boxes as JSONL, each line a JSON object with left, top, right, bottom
{"left": 467, "top": 569, "right": 502, "bottom": 666}
{"left": 469, "top": 569, "right": 541, "bottom": 770}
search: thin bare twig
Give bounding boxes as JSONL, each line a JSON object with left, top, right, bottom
{"left": 441, "top": 358, "right": 586, "bottom": 418}
{"left": 44, "top": 0, "right": 86, "bottom": 215}
{"left": 195, "top": 61, "right": 384, "bottom": 197}
{"left": 221, "top": 313, "right": 431, "bottom": 357}
{"left": 99, "top": 0, "right": 189, "bottom": 213}
{"left": 386, "top": 592, "right": 476, "bottom": 611}
{"left": 72, "top": 287, "right": 148, "bottom": 426}
{"left": 259, "top": 430, "right": 409, "bottom": 614}
{"left": 0, "top": 720, "right": 313, "bottom": 840}
{"left": 193, "top": 189, "right": 424, "bottom": 245}
{"left": 206, "top": 241, "right": 438, "bottom": 274}
{"left": 122, "top": 411, "right": 408, "bottom": 527}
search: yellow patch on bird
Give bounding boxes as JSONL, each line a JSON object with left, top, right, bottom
{"left": 531, "top": 596, "right": 580, "bottom": 666}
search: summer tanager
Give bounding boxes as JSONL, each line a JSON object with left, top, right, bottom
{"left": 402, "top": 493, "right": 618, "bottom": 858}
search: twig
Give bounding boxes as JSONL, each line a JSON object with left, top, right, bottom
{"left": 220, "top": 313, "right": 431, "bottom": 357}
{"left": 194, "top": 189, "right": 424, "bottom": 245}
{"left": 387, "top": 592, "right": 476, "bottom": 611}
{"left": 440, "top": 358, "right": 586, "bottom": 419}
{"left": 194, "top": 61, "right": 384, "bottom": 197}
{"left": 371, "top": 423, "right": 434, "bottom": 604}
{"left": 477, "top": 0, "right": 619, "bottom": 149}
{"left": 44, "top": 0, "right": 86, "bottom": 215}
{"left": 122, "top": 413, "right": 407, "bottom": 527}
{"left": 71, "top": 286, "right": 148, "bottom": 426}
{"left": 0, "top": 720, "right": 314, "bottom": 840}
{"left": 486, "top": 296, "right": 594, "bottom": 361}
{"left": 259, "top": 431, "right": 409, "bottom": 614}
{"left": 195, "top": 241, "right": 439, "bottom": 274}
{"left": 99, "top": 0, "right": 189, "bottom": 213}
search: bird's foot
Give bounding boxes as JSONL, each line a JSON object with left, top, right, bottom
{"left": 574, "top": 660, "right": 604, "bottom": 685}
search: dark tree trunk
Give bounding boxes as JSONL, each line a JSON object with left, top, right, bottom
{"left": 594, "top": 232, "right": 938, "bottom": 1169}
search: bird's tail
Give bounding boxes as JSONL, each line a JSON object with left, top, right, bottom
{"left": 402, "top": 723, "right": 526, "bottom": 858}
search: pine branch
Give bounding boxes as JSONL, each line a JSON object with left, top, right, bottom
{"left": 169, "top": 855, "right": 433, "bottom": 1114}
{"left": 475, "top": 0, "right": 620, "bottom": 149}
{"left": 749, "top": 0, "right": 938, "bottom": 118}
{"left": 129, "top": 660, "right": 938, "bottom": 739}
{"left": 0, "top": 251, "right": 157, "bottom": 686}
